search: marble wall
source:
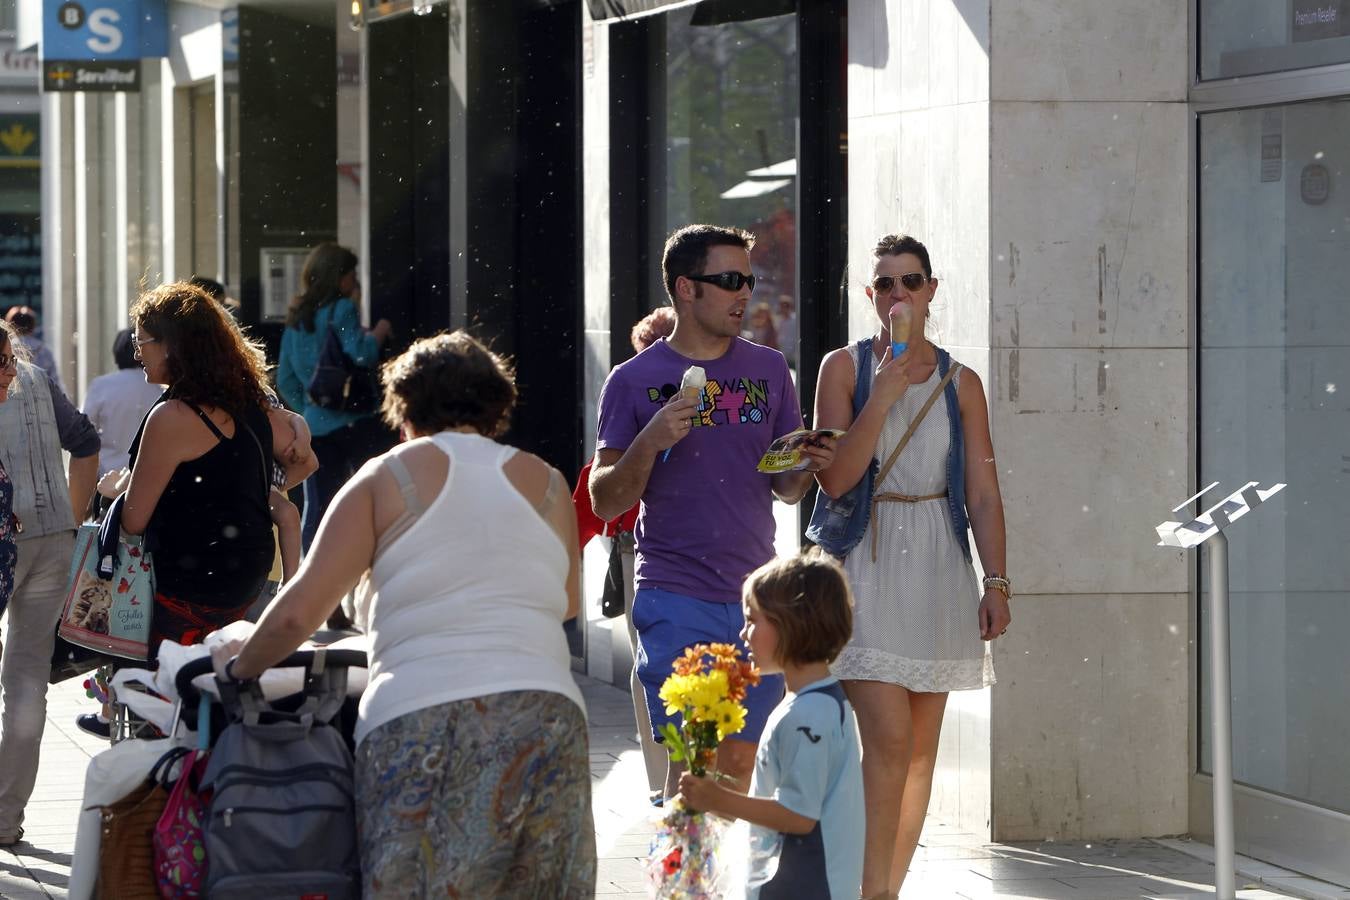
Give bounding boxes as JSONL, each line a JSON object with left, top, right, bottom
{"left": 848, "top": 0, "right": 1192, "bottom": 840}
{"left": 848, "top": 0, "right": 995, "bottom": 837}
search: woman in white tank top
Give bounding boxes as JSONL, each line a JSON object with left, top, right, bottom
{"left": 225, "top": 330, "right": 595, "bottom": 898}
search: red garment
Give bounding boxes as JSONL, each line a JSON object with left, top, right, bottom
{"left": 573, "top": 460, "right": 637, "bottom": 550}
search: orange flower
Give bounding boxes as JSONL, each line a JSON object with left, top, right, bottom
{"left": 672, "top": 646, "right": 706, "bottom": 676}
{"left": 666, "top": 643, "right": 761, "bottom": 702}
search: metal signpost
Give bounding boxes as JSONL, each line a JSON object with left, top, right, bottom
{"left": 1156, "top": 480, "right": 1285, "bottom": 900}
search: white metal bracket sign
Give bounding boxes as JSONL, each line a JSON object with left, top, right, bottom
{"left": 1156, "top": 480, "right": 1285, "bottom": 549}
{"left": 1155, "top": 478, "right": 1284, "bottom": 900}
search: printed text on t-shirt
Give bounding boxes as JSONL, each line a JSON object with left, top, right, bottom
{"left": 645, "top": 377, "right": 772, "bottom": 427}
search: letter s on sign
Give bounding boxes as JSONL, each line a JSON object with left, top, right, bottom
{"left": 86, "top": 8, "right": 123, "bottom": 54}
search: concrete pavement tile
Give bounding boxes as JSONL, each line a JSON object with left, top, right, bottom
{"left": 0, "top": 868, "right": 51, "bottom": 900}
{"left": 914, "top": 844, "right": 1008, "bottom": 861}
{"left": 962, "top": 856, "right": 1124, "bottom": 879}
{"left": 998, "top": 843, "right": 1220, "bottom": 880}
{"left": 922, "top": 831, "right": 1002, "bottom": 847}
{"left": 1041, "top": 871, "right": 1298, "bottom": 898}
{"left": 16, "top": 865, "right": 68, "bottom": 889}
{"left": 975, "top": 877, "right": 1097, "bottom": 899}
{"left": 1262, "top": 876, "right": 1350, "bottom": 899}
{"left": 1047, "top": 874, "right": 1202, "bottom": 897}
{"left": 596, "top": 857, "right": 646, "bottom": 880}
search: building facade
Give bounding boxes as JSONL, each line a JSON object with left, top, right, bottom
{"left": 0, "top": 1, "right": 41, "bottom": 325}
{"left": 26, "top": 0, "right": 1350, "bottom": 885}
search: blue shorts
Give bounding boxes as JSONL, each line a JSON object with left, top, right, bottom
{"left": 632, "top": 587, "right": 785, "bottom": 745}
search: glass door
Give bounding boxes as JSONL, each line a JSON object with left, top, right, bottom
{"left": 1197, "top": 97, "right": 1350, "bottom": 887}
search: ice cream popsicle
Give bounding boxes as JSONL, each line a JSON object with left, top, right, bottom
{"left": 663, "top": 365, "right": 707, "bottom": 461}
{"left": 888, "top": 301, "right": 912, "bottom": 359}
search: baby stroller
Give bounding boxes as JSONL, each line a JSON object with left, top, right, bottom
{"left": 174, "top": 647, "right": 367, "bottom": 898}
{"left": 70, "top": 644, "right": 367, "bottom": 900}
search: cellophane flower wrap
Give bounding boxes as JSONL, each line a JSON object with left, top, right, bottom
{"left": 646, "top": 643, "right": 759, "bottom": 899}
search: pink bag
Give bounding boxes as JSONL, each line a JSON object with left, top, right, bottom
{"left": 153, "top": 705, "right": 212, "bottom": 899}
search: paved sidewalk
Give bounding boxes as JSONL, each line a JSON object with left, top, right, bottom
{"left": 1, "top": 675, "right": 1337, "bottom": 899}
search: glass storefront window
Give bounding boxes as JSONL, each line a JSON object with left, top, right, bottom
{"left": 1201, "top": 1, "right": 1350, "bottom": 80}
{"left": 647, "top": 4, "right": 799, "bottom": 368}
{"left": 1198, "top": 99, "right": 1350, "bottom": 813}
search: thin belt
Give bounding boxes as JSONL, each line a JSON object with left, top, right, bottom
{"left": 870, "top": 491, "right": 948, "bottom": 563}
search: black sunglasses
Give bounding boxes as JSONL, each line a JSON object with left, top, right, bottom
{"left": 871, "top": 273, "right": 928, "bottom": 293}
{"left": 684, "top": 271, "right": 757, "bottom": 293}
{"left": 0, "top": 353, "right": 13, "bottom": 369}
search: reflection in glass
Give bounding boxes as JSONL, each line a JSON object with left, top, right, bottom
{"left": 648, "top": 5, "right": 799, "bottom": 367}
{"left": 1201, "top": 1, "right": 1350, "bottom": 79}
{"left": 1198, "top": 99, "right": 1350, "bottom": 813}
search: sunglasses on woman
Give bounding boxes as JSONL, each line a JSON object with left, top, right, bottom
{"left": 871, "top": 273, "right": 928, "bottom": 293}
{"left": 684, "top": 271, "right": 757, "bottom": 292}
{"left": 0, "top": 353, "right": 14, "bottom": 369}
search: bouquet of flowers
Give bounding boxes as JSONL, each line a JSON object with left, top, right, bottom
{"left": 646, "top": 643, "right": 759, "bottom": 898}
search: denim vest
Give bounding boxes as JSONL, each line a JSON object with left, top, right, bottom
{"left": 806, "top": 342, "right": 971, "bottom": 562}
{"left": 0, "top": 363, "right": 75, "bottom": 540}
{"left": 805, "top": 338, "right": 879, "bottom": 558}
{"left": 936, "top": 347, "right": 972, "bottom": 562}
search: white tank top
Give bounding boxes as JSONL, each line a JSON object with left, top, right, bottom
{"left": 354, "top": 431, "right": 584, "bottom": 746}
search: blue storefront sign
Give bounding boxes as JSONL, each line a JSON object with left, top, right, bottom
{"left": 41, "top": 0, "right": 167, "bottom": 92}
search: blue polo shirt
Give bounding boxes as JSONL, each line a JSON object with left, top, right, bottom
{"left": 746, "top": 676, "right": 864, "bottom": 899}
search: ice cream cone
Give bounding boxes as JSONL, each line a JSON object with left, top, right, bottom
{"left": 663, "top": 366, "right": 707, "bottom": 462}
{"left": 888, "top": 302, "right": 912, "bottom": 358}
{"left": 679, "top": 365, "right": 707, "bottom": 404}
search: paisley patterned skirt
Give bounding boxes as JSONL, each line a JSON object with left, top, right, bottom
{"left": 354, "top": 690, "right": 596, "bottom": 899}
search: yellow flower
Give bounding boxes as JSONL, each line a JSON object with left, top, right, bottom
{"left": 710, "top": 699, "right": 748, "bottom": 741}
{"left": 657, "top": 643, "right": 756, "bottom": 763}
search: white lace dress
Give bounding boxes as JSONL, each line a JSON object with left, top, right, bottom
{"left": 830, "top": 346, "right": 995, "bottom": 693}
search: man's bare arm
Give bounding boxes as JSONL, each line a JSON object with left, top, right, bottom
{"left": 590, "top": 395, "right": 697, "bottom": 521}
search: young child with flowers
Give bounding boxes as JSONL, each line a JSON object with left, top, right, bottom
{"left": 678, "top": 550, "right": 864, "bottom": 899}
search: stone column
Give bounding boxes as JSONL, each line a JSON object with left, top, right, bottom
{"left": 987, "top": 0, "right": 1190, "bottom": 841}
{"left": 848, "top": 0, "right": 1192, "bottom": 841}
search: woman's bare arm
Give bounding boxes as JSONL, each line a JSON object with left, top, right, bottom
{"left": 122, "top": 404, "right": 191, "bottom": 535}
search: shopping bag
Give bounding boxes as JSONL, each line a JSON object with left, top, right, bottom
{"left": 57, "top": 495, "right": 154, "bottom": 660}
{"left": 599, "top": 533, "right": 627, "bottom": 619}
{"left": 71, "top": 736, "right": 195, "bottom": 900}
{"left": 154, "top": 701, "right": 213, "bottom": 899}
{"left": 97, "top": 747, "right": 190, "bottom": 900}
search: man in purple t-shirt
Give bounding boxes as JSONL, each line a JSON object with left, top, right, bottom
{"left": 590, "top": 224, "right": 835, "bottom": 796}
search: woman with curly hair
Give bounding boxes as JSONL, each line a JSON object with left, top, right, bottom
{"left": 122, "top": 282, "right": 317, "bottom": 654}
{"left": 224, "top": 330, "right": 594, "bottom": 898}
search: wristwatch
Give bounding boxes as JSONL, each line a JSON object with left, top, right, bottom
{"left": 982, "top": 573, "right": 1012, "bottom": 600}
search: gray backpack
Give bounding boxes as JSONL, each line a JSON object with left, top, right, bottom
{"left": 201, "top": 650, "right": 361, "bottom": 899}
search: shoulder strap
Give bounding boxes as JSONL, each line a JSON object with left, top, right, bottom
{"left": 798, "top": 680, "right": 847, "bottom": 726}
{"left": 875, "top": 359, "right": 962, "bottom": 485}
{"left": 384, "top": 454, "right": 423, "bottom": 515}
{"left": 373, "top": 453, "right": 429, "bottom": 560}
{"left": 182, "top": 399, "right": 227, "bottom": 441}
{"left": 851, "top": 337, "right": 875, "bottom": 416}
{"left": 537, "top": 466, "right": 566, "bottom": 517}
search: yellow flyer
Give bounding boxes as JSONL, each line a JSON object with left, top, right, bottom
{"left": 755, "top": 428, "right": 845, "bottom": 474}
